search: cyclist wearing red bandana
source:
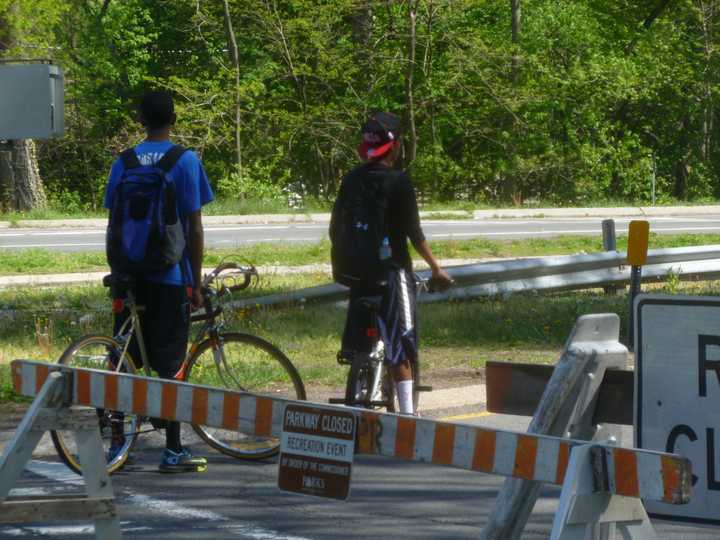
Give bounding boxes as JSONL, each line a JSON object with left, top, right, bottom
{"left": 330, "top": 111, "right": 452, "bottom": 415}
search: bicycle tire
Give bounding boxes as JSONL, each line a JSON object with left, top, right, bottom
{"left": 50, "top": 334, "right": 140, "bottom": 475}
{"left": 185, "top": 332, "right": 306, "bottom": 460}
{"left": 344, "top": 356, "right": 396, "bottom": 412}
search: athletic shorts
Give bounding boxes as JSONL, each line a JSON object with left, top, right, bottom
{"left": 341, "top": 268, "right": 418, "bottom": 367}
{"left": 113, "top": 281, "right": 190, "bottom": 379}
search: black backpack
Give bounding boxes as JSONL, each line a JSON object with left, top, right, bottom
{"left": 106, "top": 145, "right": 187, "bottom": 275}
{"left": 330, "top": 165, "right": 393, "bottom": 287}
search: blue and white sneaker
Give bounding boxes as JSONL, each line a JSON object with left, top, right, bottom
{"left": 158, "top": 448, "right": 207, "bottom": 473}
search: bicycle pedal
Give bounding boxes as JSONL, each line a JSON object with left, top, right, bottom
{"left": 417, "top": 385, "right": 433, "bottom": 392}
{"left": 328, "top": 398, "right": 346, "bottom": 404}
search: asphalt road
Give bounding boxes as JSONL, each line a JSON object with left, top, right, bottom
{"left": 2, "top": 215, "right": 720, "bottom": 252}
{"left": 2, "top": 411, "right": 717, "bottom": 539}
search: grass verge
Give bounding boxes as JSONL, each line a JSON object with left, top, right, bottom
{"left": 1, "top": 272, "right": 717, "bottom": 404}
{"left": 1, "top": 233, "right": 719, "bottom": 277}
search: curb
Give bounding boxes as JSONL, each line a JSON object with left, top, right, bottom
{"left": 2, "top": 205, "right": 718, "bottom": 229}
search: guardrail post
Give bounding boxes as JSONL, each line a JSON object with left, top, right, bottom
{"left": 601, "top": 219, "right": 621, "bottom": 296}
{"left": 480, "top": 313, "right": 628, "bottom": 540}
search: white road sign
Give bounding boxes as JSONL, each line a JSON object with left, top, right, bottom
{"left": 278, "top": 403, "right": 356, "bottom": 500}
{"left": 635, "top": 294, "right": 720, "bottom": 524}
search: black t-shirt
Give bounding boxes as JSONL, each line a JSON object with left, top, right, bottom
{"left": 330, "top": 161, "right": 425, "bottom": 274}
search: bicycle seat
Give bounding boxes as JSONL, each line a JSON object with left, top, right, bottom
{"left": 102, "top": 274, "right": 136, "bottom": 289}
{"left": 355, "top": 295, "right": 382, "bottom": 311}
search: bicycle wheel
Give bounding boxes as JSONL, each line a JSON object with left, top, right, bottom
{"left": 345, "top": 356, "right": 396, "bottom": 412}
{"left": 50, "top": 334, "right": 140, "bottom": 475}
{"left": 185, "top": 332, "right": 306, "bottom": 460}
{"left": 346, "top": 359, "right": 421, "bottom": 414}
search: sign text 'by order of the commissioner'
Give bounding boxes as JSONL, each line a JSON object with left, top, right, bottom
{"left": 636, "top": 294, "right": 720, "bottom": 524}
{"left": 278, "top": 404, "right": 356, "bottom": 500}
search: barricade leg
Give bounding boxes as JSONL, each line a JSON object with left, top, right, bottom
{"left": 0, "top": 371, "right": 67, "bottom": 499}
{"left": 551, "top": 444, "right": 658, "bottom": 540}
{"left": 481, "top": 314, "right": 628, "bottom": 540}
{"left": 0, "top": 372, "right": 122, "bottom": 539}
{"left": 74, "top": 413, "right": 122, "bottom": 540}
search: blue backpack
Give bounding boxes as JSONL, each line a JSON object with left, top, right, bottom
{"left": 106, "top": 145, "right": 187, "bottom": 275}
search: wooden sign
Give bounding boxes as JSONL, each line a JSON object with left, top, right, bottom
{"left": 278, "top": 404, "right": 356, "bottom": 500}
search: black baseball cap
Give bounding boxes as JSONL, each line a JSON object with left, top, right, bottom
{"left": 357, "top": 111, "right": 401, "bottom": 160}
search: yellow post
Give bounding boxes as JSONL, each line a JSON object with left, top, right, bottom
{"left": 627, "top": 220, "right": 650, "bottom": 266}
{"left": 627, "top": 220, "right": 650, "bottom": 351}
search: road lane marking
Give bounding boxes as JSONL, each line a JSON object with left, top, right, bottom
{"left": 0, "top": 243, "right": 105, "bottom": 248}
{"left": 1, "top": 524, "right": 154, "bottom": 536}
{"left": 440, "top": 411, "right": 494, "bottom": 421}
{"left": 205, "top": 225, "right": 328, "bottom": 232}
{"left": 429, "top": 226, "right": 720, "bottom": 238}
{"left": 17, "top": 460, "right": 311, "bottom": 540}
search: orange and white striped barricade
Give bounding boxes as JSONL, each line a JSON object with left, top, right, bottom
{"left": 481, "top": 312, "right": 629, "bottom": 540}
{"left": 8, "top": 358, "right": 690, "bottom": 539}
{"left": 0, "top": 371, "right": 121, "bottom": 540}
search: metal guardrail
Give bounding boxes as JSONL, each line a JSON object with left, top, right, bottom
{"left": 230, "top": 245, "right": 720, "bottom": 309}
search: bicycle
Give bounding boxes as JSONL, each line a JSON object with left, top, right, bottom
{"left": 50, "top": 260, "right": 306, "bottom": 475}
{"left": 329, "top": 275, "right": 452, "bottom": 413}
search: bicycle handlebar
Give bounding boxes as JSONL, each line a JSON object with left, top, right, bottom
{"left": 191, "top": 261, "right": 258, "bottom": 322}
{"left": 202, "top": 262, "right": 257, "bottom": 295}
{"left": 416, "top": 274, "right": 455, "bottom": 294}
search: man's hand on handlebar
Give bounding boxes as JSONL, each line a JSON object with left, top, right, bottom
{"left": 191, "top": 286, "right": 204, "bottom": 311}
{"left": 428, "top": 267, "right": 454, "bottom": 293}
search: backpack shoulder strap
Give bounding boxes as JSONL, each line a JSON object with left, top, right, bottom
{"left": 156, "top": 145, "right": 188, "bottom": 173}
{"left": 120, "top": 148, "right": 141, "bottom": 170}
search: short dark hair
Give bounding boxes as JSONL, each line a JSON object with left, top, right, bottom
{"left": 139, "top": 91, "right": 175, "bottom": 129}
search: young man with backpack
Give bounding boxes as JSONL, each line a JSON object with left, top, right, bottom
{"left": 330, "top": 111, "right": 452, "bottom": 415}
{"left": 104, "top": 90, "right": 214, "bottom": 472}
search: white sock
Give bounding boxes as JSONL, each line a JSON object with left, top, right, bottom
{"left": 396, "top": 380, "right": 414, "bottom": 415}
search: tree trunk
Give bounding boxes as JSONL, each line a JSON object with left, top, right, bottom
{"left": 510, "top": 0, "right": 521, "bottom": 82}
{"left": 351, "top": 0, "right": 373, "bottom": 98}
{"left": 699, "top": 0, "right": 716, "bottom": 161}
{"left": 625, "top": 0, "right": 675, "bottom": 54}
{"left": 0, "top": 3, "right": 48, "bottom": 211}
{"left": 404, "top": 0, "right": 419, "bottom": 165}
{"left": 221, "top": 0, "right": 242, "bottom": 175}
{"left": 0, "top": 141, "right": 48, "bottom": 211}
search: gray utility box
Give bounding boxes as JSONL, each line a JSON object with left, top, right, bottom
{"left": 0, "top": 63, "right": 65, "bottom": 139}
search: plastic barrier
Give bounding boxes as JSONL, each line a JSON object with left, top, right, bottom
{"left": 0, "top": 372, "right": 121, "bottom": 539}
{"left": 4, "top": 352, "right": 691, "bottom": 539}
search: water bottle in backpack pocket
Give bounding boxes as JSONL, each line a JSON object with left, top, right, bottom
{"left": 106, "top": 145, "right": 187, "bottom": 275}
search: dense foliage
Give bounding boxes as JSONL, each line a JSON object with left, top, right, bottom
{"left": 2, "top": 0, "right": 720, "bottom": 210}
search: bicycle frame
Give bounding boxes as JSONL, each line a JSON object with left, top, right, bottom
{"left": 110, "top": 287, "right": 234, "bottom": 386}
